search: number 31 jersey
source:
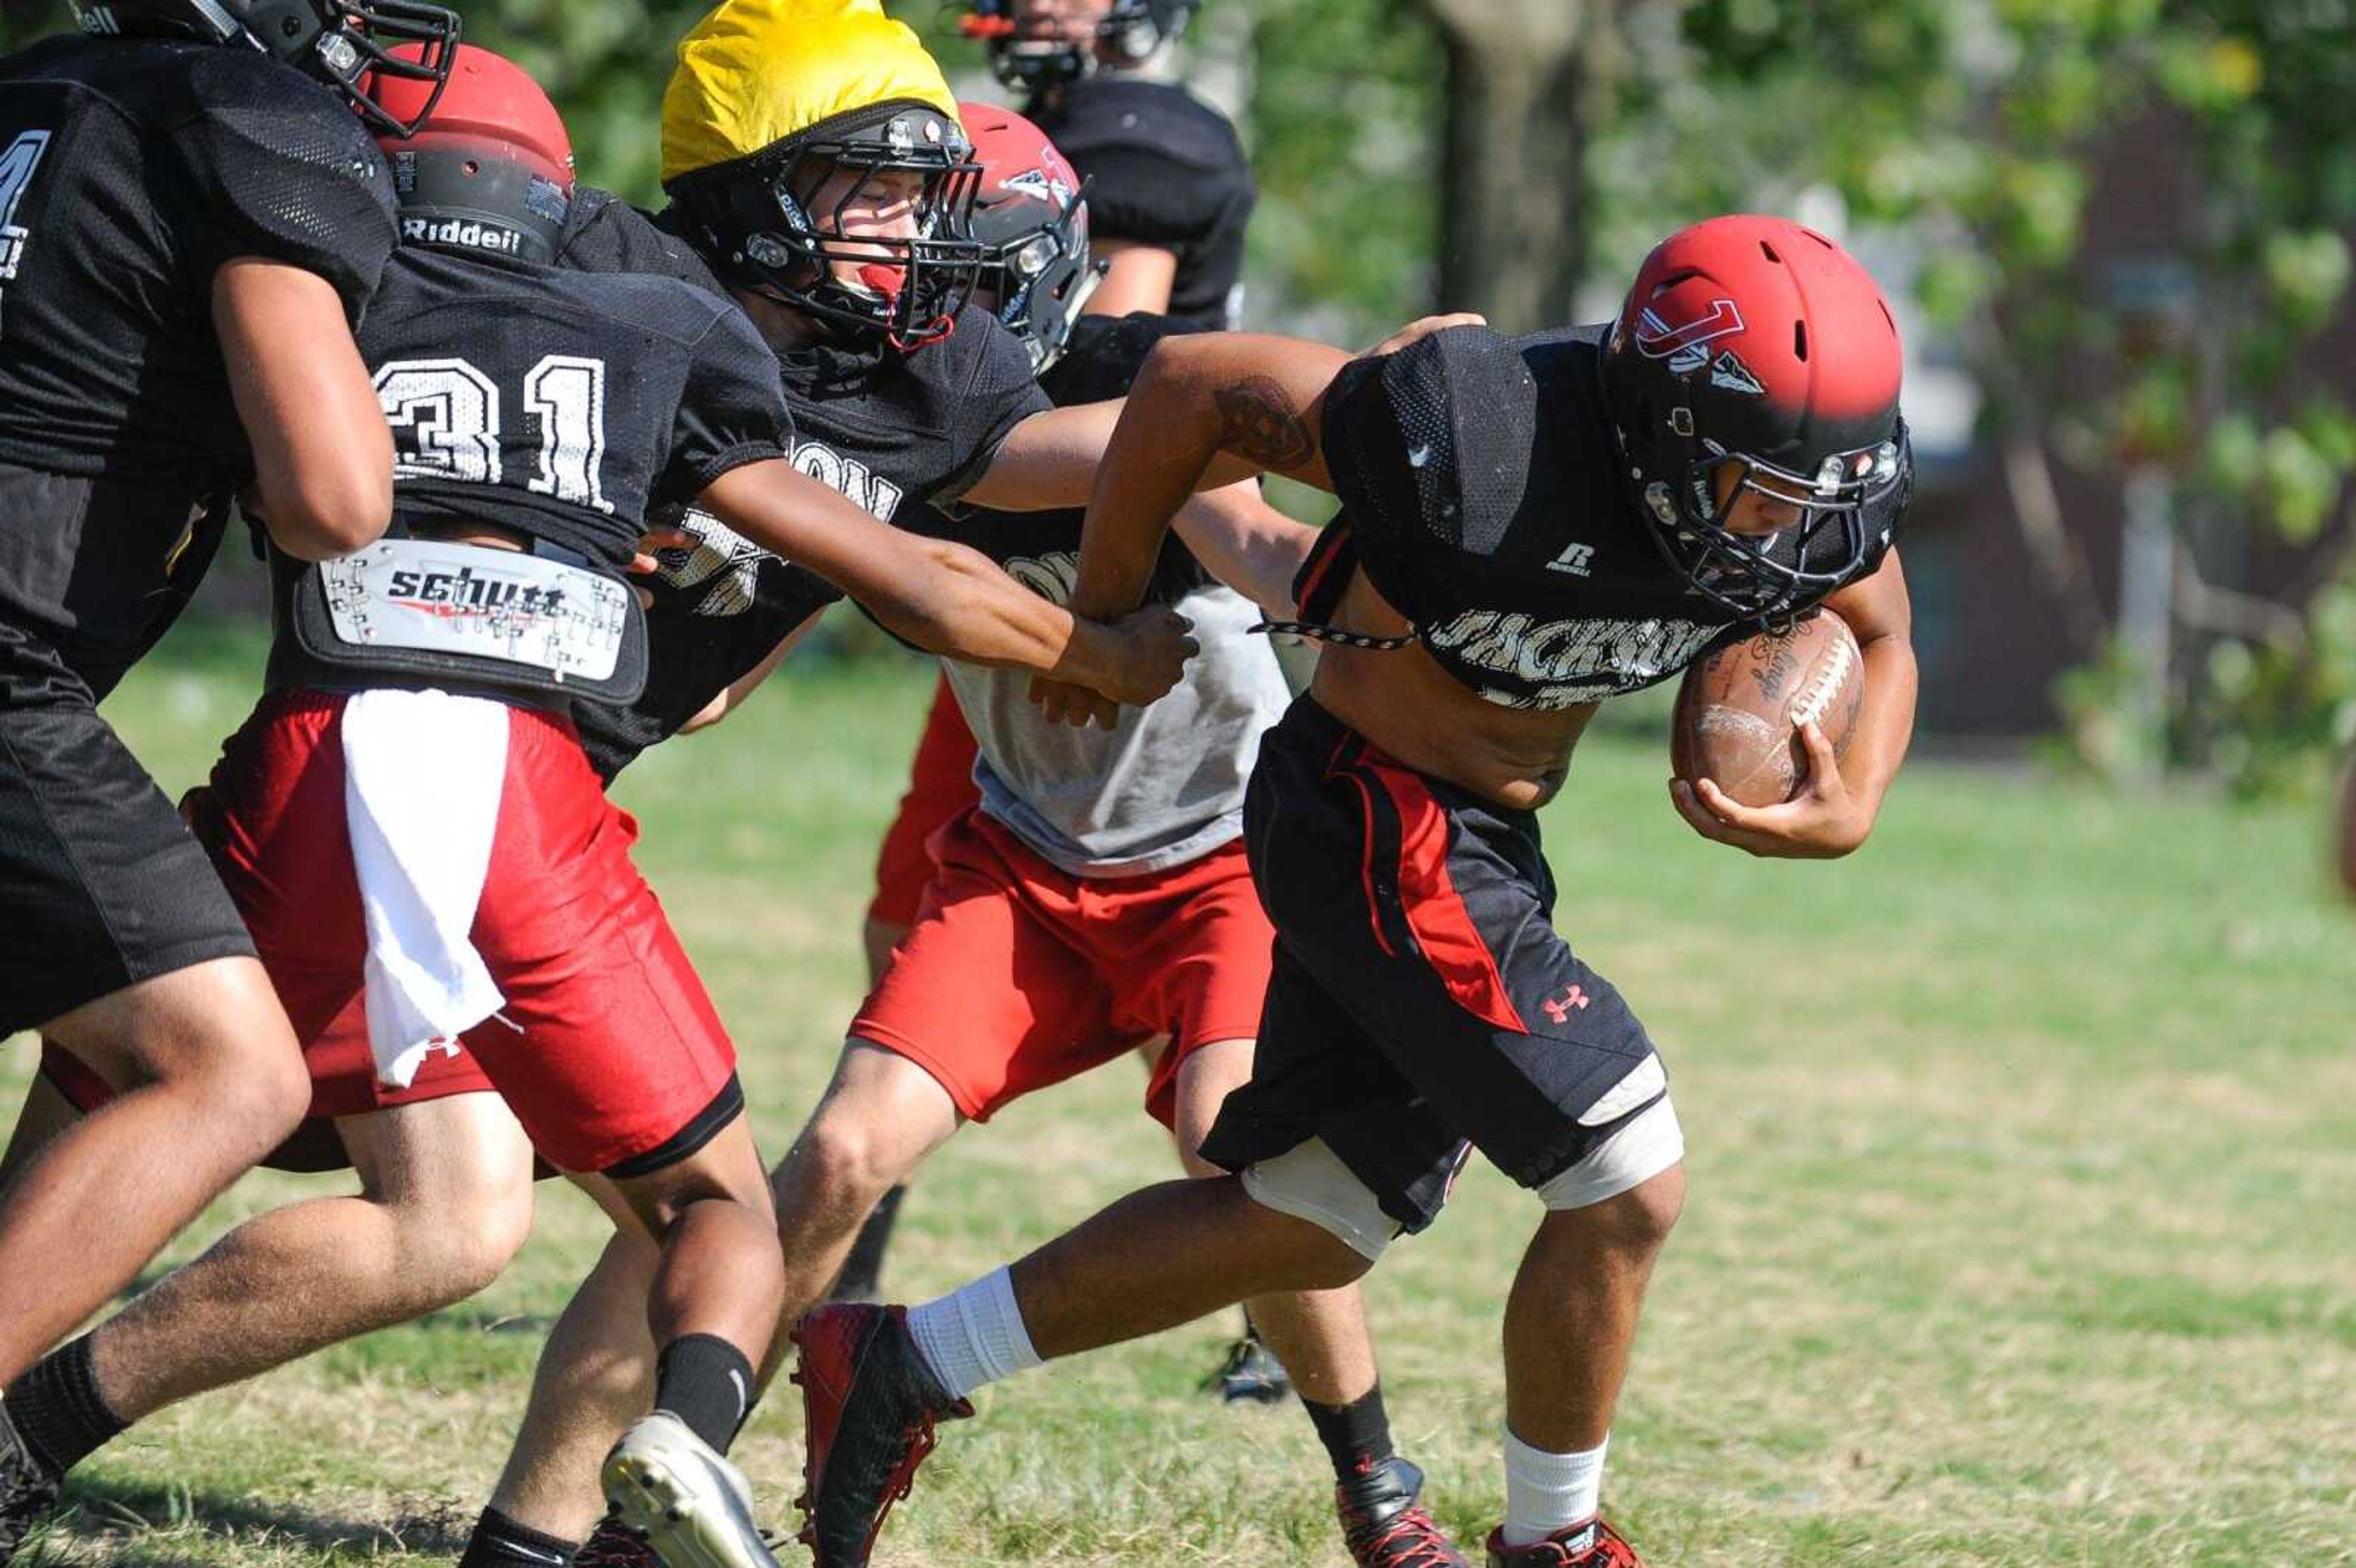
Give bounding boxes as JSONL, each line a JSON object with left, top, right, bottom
{"left": 350, "top": 245, "right": 791, "bottom": 569}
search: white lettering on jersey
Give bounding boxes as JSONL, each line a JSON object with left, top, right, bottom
{"left": 1546, "top": 542, "right": 1596, "bottom": 576}
{"left": 0, "top": 129, "right": 55, "bottom": 325}
{"left": 1422, "top": 609, "right": 1720, "bottom": 709}
{"left": 1001, "top": 550, "right": 1077, "bottom": 605}
{"left": 790, "top": 440, "right": 905, "bottom": 523}
{"left": 663, "top": 440, "right": 907, "bottom": 617}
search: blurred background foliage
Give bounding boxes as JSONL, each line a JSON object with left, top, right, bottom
{"left": 2, "top": 0, "right": 2350, "bottom": 792}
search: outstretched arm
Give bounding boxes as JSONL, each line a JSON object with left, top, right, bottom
{"left": 696, "top": 460, "right": 1195, "bottom": 707}
{"left": 1168, "top": 482, "right": 1320, "bottom": 623}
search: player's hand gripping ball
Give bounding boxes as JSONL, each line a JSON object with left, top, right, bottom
{"left": 1671, "top": 609, "right": 1864, "bottom": 808}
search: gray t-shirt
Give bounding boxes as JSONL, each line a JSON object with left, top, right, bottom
{"left": 945, "top": 583, "right": 1293, "bottom": 878}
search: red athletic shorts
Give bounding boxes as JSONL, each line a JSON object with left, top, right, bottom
{"left": 159, "top": 690, "right": 735, "bottom": 1175}
{"left": 850, "top": 807, "right": 1275, "bottom": 1128}
{"left": 865, "top": 674, "right": 982, "bottom": 931}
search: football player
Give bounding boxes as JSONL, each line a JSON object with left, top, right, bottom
{"left": 791, "top": 217, "right": 1922, "bottom": 1568}
{"left": 562, "top": 102, "right": 1469, "bottom": 1568}
{"left": 0, "top": 42, "right": 1191, "bottom": 1568}
{"left": 842, "top": 1, "right": 1267, "bottom": 1404}
{"left": 0, "top": 0, "right": 453, "bottom": 1495}
{"left": 963, "top": 0, "right": 1249, "bottom": 328}
{"left": 439, "top": 3, "right": 1256, "bottom": 1564}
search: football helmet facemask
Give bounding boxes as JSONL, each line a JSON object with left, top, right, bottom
{"left": 72, "top": 0, "right": 461, "bottom": 137}
{"left": 1601, "top": 213, "right": 1906, "bottom": 622}
{"left": 960, "top": 0, "right": 1197, "bottom": 95}
{"left": 669, "top": 102, "right": 987, "bottom": 352}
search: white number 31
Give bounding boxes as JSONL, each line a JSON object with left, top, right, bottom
{"left": 374, "top": 353, "right": 614, "bottom": 514}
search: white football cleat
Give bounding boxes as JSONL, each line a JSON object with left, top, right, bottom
{"left": 601, "top": 1412, "right": 781, "bottom": 1568}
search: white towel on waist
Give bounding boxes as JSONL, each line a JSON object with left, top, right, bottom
{"left": 341, "top": 688, "right": 510, "bottom": 1089}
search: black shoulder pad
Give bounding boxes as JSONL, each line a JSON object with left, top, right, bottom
{"left": 1322, "top": 326, "right": 1538, "bottom": 558}
{"left": 173, "top": 50, "right": 399, "bottom": 317}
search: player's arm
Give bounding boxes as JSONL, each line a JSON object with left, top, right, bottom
{"left": 695, "top": 460, "right": 1195, "bottom": 706}
{"left": 1085, "top": 238, "right": 1179, "bottom": 317}
{"left": 214, "top": 258, "right": 394, "bottom": 561}
{"left": 1169, "top": 481, "right": 1321, "bottom": 622}
{"left": 1674, "top": 549, "right": 1918, "bottom": 860}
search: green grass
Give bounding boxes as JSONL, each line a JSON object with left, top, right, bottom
{"left": 6, "top": 615, "right": 2354, "bottom": 1566}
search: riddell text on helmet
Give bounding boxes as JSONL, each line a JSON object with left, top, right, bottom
{"left": 401, "top": 215, "right": 524, "bottom": 255}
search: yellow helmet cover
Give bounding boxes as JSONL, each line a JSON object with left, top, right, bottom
{"left": 662, "top": 0, "right": 961, "bottom": 186}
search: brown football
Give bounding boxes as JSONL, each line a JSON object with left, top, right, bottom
{"left": 1671, "top": 610, "right": 1865, "bottom": 807}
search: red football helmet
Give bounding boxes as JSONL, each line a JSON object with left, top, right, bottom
{"left": 960, "top": 100, "right": 1098, "bottom": 371}
{"left": 366, "top": 44, "right": 574, "bottom": 264}
{"left": 1602, "top": 215, "right": 1904, "bottom": 620}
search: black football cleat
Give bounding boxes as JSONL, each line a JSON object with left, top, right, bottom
{"left": 1203, "top": 1332, "right": 1292, "bottom": 1405}
{"left": 0, "top": 1399, "right": 62, "bottom": 1567}
{"left": 790, "top": 1304, "right": 970, "bottom": 1568}
{"left": 1484, "top": 1518, "right": 1644, "bottom": 1567}
{"left": 1338, "top": 1455, "right": 1472, "bottom": 1567}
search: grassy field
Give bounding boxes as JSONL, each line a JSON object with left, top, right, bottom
{"left": 6, "top": 617, "right": 2353, "bottom": 1567}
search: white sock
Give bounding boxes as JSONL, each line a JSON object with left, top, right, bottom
{"left": 1501, "top": 1428, "right": 1608, "bottom": 1548}
{"left": 903, "top": 1267, "right": 1042, "bottom": 1403}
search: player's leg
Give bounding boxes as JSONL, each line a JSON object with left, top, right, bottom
{"left": 4, "top": 1091, "right": 534, "bottom": 1478}
{"left": 1157, "top": 1031, "right": 1293, "bottom": 1405}
{"left": 1, "top": 959, "right": 308, "bottom": 1383}
{"left": 764, "top": 1041, "right": 962, "bottom": 1378}
{"left": 1165, "top": 1038, "right": 1468, "bottom": 1567}
{"left": 466, "top": 1207, "right": 660, "bottom": 1567}
{"left": 831, "top": 675, "right": 980, "bottom": 1305}
{"left": 1490, "top": 1151, "right": 1684, "bottom": 1566}
{"left": 593, "top": 1114, "right": 788, "bottom": 1567}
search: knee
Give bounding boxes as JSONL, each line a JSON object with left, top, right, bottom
{"left": 785, "top": 1109, "right": 917, "bottom": 1215}
{"left": 393, "top": 1181, "right": 537, "bottom": 1304}
{"left": 191, "top": 1038, "right": 310, "bottom": 1153}
{"left": 1546, "top": 1164, "right": 1685, "bottom": 1261}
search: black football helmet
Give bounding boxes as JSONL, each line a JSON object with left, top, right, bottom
{"left": 960, "top": 1, "right": 1198, "bottom": 96}
{"left": 668, "top": 101, "right": 988, "bottom": 352}
{"left": 71, "top": 0, "right": 460, "bottom": 136}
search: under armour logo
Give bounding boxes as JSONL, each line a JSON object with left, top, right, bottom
{"left": 1541, "top": 985, "right": 1591, "bottom": 1024}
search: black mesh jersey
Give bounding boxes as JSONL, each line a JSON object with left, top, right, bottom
{"left": 1319, "top": 324, "right": 1911, "bottom": 711}
{"left": 904, "top": 312, "right": 1213, "bottom": 607}
{"left": 0, "top": 35, "right": 398, "bottom": 694}
{"left": 1030, "top": 77, "right": 1255, "bottom": 330}
{"left": 553, "top": 190, "right": 1053, "bottom": 780}
{"left": 356, "top": 246, "right": 788, "bottom": 567}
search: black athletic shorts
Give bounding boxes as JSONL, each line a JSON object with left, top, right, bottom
{"left": 1, "top": 634, "right": 254, "bottom": 1037}
{"left": 1199, "top": 696, "right": 1669, "bottom": 1234}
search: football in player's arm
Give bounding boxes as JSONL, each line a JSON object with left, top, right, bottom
{"left": 1037, "top": 326, "right": 1916, "bottom": 858}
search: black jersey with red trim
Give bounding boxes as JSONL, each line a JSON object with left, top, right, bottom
{"left": 903, "top": 310, "right": 1211, "bottom": 606}
{"left": 0, "top": 34, "right": 398, "bottom": 696}
{"left": 1312, "top": 323, "right": 1912, "bottom": 710}
{"left": 1030, "top": 77, "right": 1254, "bottom": 330}
{"left": 552, "top": 190, "right": 1052, "bottom": 779}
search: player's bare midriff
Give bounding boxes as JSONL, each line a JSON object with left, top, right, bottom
{"left": 414, "top": 518, "right": 529, "bottom": 552}
{"left": 1307, "top": 566, "right": 1596, "bottom": 813}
